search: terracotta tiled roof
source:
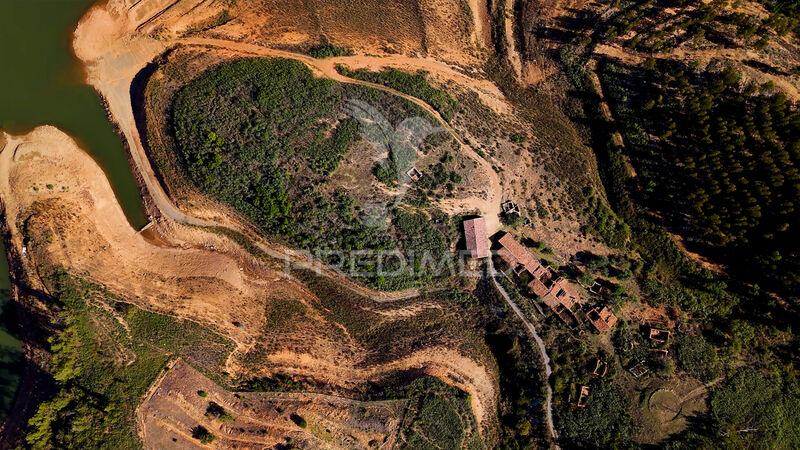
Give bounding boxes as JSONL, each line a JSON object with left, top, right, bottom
{"left": 498, "top": 233, "right": 586, "bottom": 323}
{"left": 463, "top": 218, "right": 489, "bottom": 258}
{"left": 588, "top": 306, "right": 618, "bottom": 333}
{"left": 539, "top": 277, "right": 577, "bottom": 311}
{"left": 497, "top": 232, "right": 538, "bottom": 268}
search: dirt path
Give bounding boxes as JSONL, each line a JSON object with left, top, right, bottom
{"left": 679, "top": 377, "right": 722, "bottom": 403}
{"left": 178, "top": 37, "right": 505, "bottom": 233}
{"left": 504, "top": 0, "right": 523, "bottom": 81}
{"left": 488, "top": 259, "right": 559, "bottom": 447}
{"left": 65, "top": 0, "right": 510, "bottom": 431}
{"left": 0, "top": 126, "right": 499, "bottom": 431}
{"left": 468, "top": 0, "right": 492, "bottom": 50}
{"left": 74, "top": 8, "right": 506, "bottom": 276}
{"left": 73, "top": 24, "right": 424, "bottom": 303}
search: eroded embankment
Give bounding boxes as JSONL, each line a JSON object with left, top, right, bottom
{"left": 71, "top": 4, "right": 496, "bottom": 323}
{"left": 64, "top": 0, "right": 513, "bottom": 437}
{"left": 0, "top": 126, "right": 499, "bottom": 438}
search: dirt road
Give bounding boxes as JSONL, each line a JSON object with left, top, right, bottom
{"left": 0, "top": 126, "right": 499, "bottom": 430}
{"left": 74, "top": 8, "right": 506, "bottom": 297}
{"left": 179, "top": 37, "right": 506, "bottom": 234}
{"left": 489, "top": 259, "right": 560, "bottom": 447}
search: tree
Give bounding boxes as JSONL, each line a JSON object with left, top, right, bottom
{"left": 192, "top": 426, "right": 216, "bottom": 444}
{"left": 501, "top": 213, "right": 523, "bottom": 228}
{"left": 290, "top": 414, "right": 308, "bottom": 428}
{"left": 674, "top": 334, "right": 721, "bottom": 382}
{"left": 558, "top": 379, "right": 636, "bottom": 447}
{"left": 710, "top": 368, "right": 800, "bottom": 448}
{"left": 205, "top": 401, "right": 234, "bottom": 423}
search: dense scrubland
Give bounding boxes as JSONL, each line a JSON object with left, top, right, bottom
{"left": 576, "top": 0, "right": 799, "bottom": 55}
{"left": 16, "top": 0, "right": 800, "bottom": 445}
{"left": 539, "top": 0, "right": 800, "bottom": 443}
{"left": 172, "top": 18, "right": 800, "bottom": 447}
{"left": 142, "top": 52, "right": 562, "bottom": 447}
{"left": 336, "top": 66, "right": 460, "bottom": 121}
{"left": 600, "top": 60, "right": 799, "bottom": 294}
{"left": 24, "top": 270, "right": 233, "bottom": 449}
{"left": 172, "top": 58, "right": 462, "bottom": 291}
{"left": 23, "top": 267, "right": 498, "bottom": 448}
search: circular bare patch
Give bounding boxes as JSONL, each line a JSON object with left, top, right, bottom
{"left": 648, "top": 389, "right": 682, "bottom": 423}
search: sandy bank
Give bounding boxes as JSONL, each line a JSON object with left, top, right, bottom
{"left": 0, "top": 126, "right": 499, "bottom": 430}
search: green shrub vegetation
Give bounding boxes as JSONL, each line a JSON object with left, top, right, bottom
{"left": 557, "top": 379, "right": 636, "bottom": 448}
{"left": 581, "top": 187, "right": 631, "bottom": 248}
{"left": 600, "top": 60, "right": 800, "bottom": 296}
{"left": 172, "top": 58, "right": 351, "bottom": 236}
{"left": 337, "top": 65, "right": 459, "bottom": 121}
{"left": 575, "top": 0, "right": 798, "bottom": 53}
{"left": 171, "top": 58, "right": 458, "bottom": 290}
{"left": 192, "top": 425, "right": 216, "bottom": 444}
{"left": 374, "top": 376, "right": 480, "bottom": 449}
{"left": 307, "top": 42, "right": 352, "bottom": 58}
{"left": 205, "top": 401, "right": 234, "bottom": 422}
{"left": 673, "top": 334, "right": 721, "bottom": 382}
{"left": 708, "top": 368, "right": 800, "bottom": 448}
{"left": 471, "top": 277, "right": 549, "bottom": 448}
{"left": 241, "top": 373, "right": 304, "bottom": 392}
{"left": 290, "top": 413, "right": 307, "bottom": 428}
{"left": 25, "top": 270, "right": 233, "bottom": 449}
{"left": 416, "top": 162, "right": 462, "bottom": 191}
{"left": 554, "top": 32, "right": 799, "bottom": 449}
{"left": 668, "top": 367, "right": 800, "bottom": 448}
{"left": 265, "top": 298, "right": 306, "bottom": 329}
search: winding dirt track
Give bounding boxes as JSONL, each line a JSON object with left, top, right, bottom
{"left": 179, "top": 37, "right": 505, "bottom": 234}
{"left": 489, "top": 260, "right": 559, "bottom": 447}
{"left": 74, "top": 14, "right": 504, "bottom": 303}
{"left": 67, "top": 0, "right": 516, "bottom": 435}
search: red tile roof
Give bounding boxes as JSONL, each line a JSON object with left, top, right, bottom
{"left": 463, "top": 218, "right": 489, "bottom": 258}
{"left": 588, "top": 306, "right": 618, "bottom": 333}
{"left": 497, "top": 233, "right": 586, "bottom": 324}
{"left": 497, "top": 232, "right": 538, "bottom": 268}
{"left": 528, "top": 265, "right": 559, "bottom": 297}
{"left": 540, "top": 279, "right": 577, "bottom": 311}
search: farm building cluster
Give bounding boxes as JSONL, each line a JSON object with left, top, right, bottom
{"left": 461, "top": 216, "right": 620, "bottom": 334}
{"left": 494, "top": 231, "right": 618, "bottom": 333}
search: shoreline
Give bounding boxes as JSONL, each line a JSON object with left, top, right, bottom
{"left": 0, "top": 195, "right": 57, "bottom": 448}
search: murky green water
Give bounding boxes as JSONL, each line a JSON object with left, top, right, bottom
{"left": 0, "top": 0, "right": 149, "bottom": 421}
{"left": 0, "top": 243, "right": 21, "bottom": 420}
{"left": 0, "top": 0, "right": 147, "bottom": 226}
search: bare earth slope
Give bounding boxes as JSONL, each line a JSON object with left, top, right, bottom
{"left": 28, "top": 0, "right": 627, "bottom": 445}
{"left": 73, "top": 0, "right": 510, "bottom": 235}
{"left": 0, "top": 127, "right": 498, "bottom": 439}
{"left": 138, "top": 359, "right": 408, "bottom": 448}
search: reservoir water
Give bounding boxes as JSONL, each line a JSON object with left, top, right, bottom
{"left": 0, "top": 244, "right": 20, "bottom": 421}
{"left": 0, "top": 0, "right": 148, "bottom": 421}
